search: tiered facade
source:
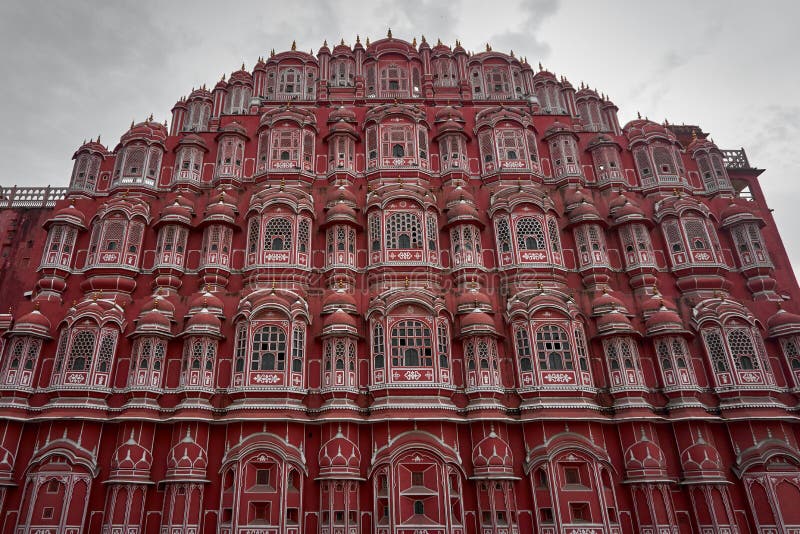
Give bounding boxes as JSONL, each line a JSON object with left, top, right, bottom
{"left": 0, "top": 32, "right": 800, "bottom": 534}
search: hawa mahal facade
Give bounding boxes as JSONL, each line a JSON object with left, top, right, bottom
{"left": 0, "top": 32, "right": 799, "bottom": 534}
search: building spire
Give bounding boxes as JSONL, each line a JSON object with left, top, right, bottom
{"left": 291, "top": 40, "right": 296, "bottom": 51}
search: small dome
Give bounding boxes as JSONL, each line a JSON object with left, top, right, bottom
{"left": 110, "top": 432, "right": 153, "bottom": 480}
{"left": 73, "top": 139, "right": 107, "bottom": 158}
{"left": 328, "top": 106, "right": 357, "bottom": 124}
{"left": 11, "top": 308, "right": 51, "bottom": 338}
{"left": 461, "top": 310, "right": 496, "bottom": 336}
{"left": 187, "top": 86, "right": 213, "bottom": 102}
{"left": 456, "top": 289, "right": 493, "bottom": 314}
{"left": 543, "top": 121, "right": 574, "bottom": 139}
{"left": 134, "top": 308, "right": 172, "bottom": 337}
{"left": 625, "top": 430, "right": 667, "bottom": 478}
{"left": 533, "top": 69, "right": 558, "bottom": 83}
{"left": 322, "top": 289, "right": 358, "bottom": 314}
{"left": 591, "top": 289, "right": 627, "bottom": 315}
{"left": 203, "top": 198, "right": 237, "bottom": 224}
{"left": 323, "top": 308, "right": 358, "bottom": 330}
{"left": 447, "top": 201, "right": 481, "bottom": 225}
{"left": 318, "top": 427, "right": 361, "bottom": 478}
{"left": 472, "top": 427, "right": 514, "bottom": 477}
{"left": 443, "top": 185, "right": 476, "bottom": 208}
{"left": 327, "top": 185, "right": 358, "bottom": 207}
{"left": 325, "top": 201, "right": 359, "bottom": 226}
{"left": 142, "top": 293, "right": 176, "bottom": 318}
{"left": 681, "top": 432, "right": 724, "bottom": 479}
{"left": 188, "top": 289, "right": 225, "bottom": 316}
{"left": 216, "top": 121, "right": 249, "bottom": 139}
{"left": 596, "top": 310, "right": 635, "bottom": 336}
{"left": 228, "top": 66, "right": 254, "bottom": 86}
{"left": 575, "top": 87, "right": 601, "bottom": 100}
{"left": 158, "top": 196, "right": 194, "bottom": 225}
{"left": 434, "top": 106, "right": 466, "bottom": 124}
{"left": 720, "top": 202, "right": 762, "bottom": 227}
{"left": 46, "top": 201, "right": 87, "bottom": 229}
{"left": 567, "top": 199, "right": 603, "bottom": 224}
{"left": 645, "top": 303, "right": 686, "bottom": 336}
{"left": 166, "top": 430, "right": 208, "bottom": 480}
{"left": 183, "top": 309, "right": 222, "bottom": 337}
{"left": 121, "top": 119, "right": 168, "bottom": 145}
{"left": 586, "top": 133, "right": 619, "bottom": 151}
{"left": 767, "top": 307, "right": 800, "bottom": 338}
{"left": 563, "top": 187, "right": 589, "bottom": 209}
{"left": 176, "top": 133, "right": 208, "bottom": 151}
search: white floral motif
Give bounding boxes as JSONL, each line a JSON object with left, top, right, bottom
{"left": 544, "top": 373, "right": 572, "bottom": 383}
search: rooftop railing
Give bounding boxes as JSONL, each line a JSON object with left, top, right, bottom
{"left": 0, "top": 186, "right": 67, "bottom": 209}
{"left": 722, "top": 148, "right": 753, "bottom": 170}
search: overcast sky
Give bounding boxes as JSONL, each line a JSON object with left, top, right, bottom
{"left": 1, "top": 0, "right": 799, "bottom": 271}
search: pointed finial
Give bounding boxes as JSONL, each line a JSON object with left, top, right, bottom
{"left": 270, "top": 48, "right": 275, "bottom": 57}
{"left": 404, "top": 276, "right": 410, "bottom": 289}
{"left": 637, "top": 111, "right": 642, "bottom": 120}
{"left": 412, "top": 37, "right": 416, "bottom": 47}
{"left": 148, "top": 113, "right": 154, "bottom": 121}
{"left": 356, "top": 34, "right": 361, "bottom": 44}
{"left": 539, "top": 62, "right": 543, "bottom": 71}
{"left": 323, "top": 39, "right": 327, "bottom": 47}
{"left": 387, "top": 28, "right": 392, "bottom": 39}
{"left": 691, "top": 129, "right": 698, "bottom": 140}
{"left": 340, "top": 38, "right": 345, "bottom": 46}
{"left": 290, "top": 40, "right": 296, "bottom": 51}
{"left": 510, "top": 49, "right": 515, "bottom": 58}
{"left": 455, "top": 39, "right": 461, "bottom": 47}
{"left": 365, "top": 37, "right": 370, "bottom": 46}
{"left": 486, "top": 43, "right": 491, "bottom": 52}
{"left": 437, "top": 37, "right": 442, "bottom": 46}
{"left": 241, "top": 62, "right": 245, "bottom": 70}
{"left": 421, "top": 35, "right": 427, "bottom": 44}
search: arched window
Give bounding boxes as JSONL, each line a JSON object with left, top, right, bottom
{"left": 390, "top": 320, "right": 432, "bottom": 367}
{"left": 536, "top": 325, "right": 573, "bottom": 371}
{"left": 68, "top": 331, "right": 95, "bottom": 371}
{"left": 515, "top": 327, "right": 533, "bottom": 373}
{"left": 379, "top": 64, "right": 408, "bottom": 96}
{"left": 41, "top": 224, "right": 77, "bottom": 269}
{"left": 701, "top": 323, "right": 773, "bottom": 388}
{"left": 52, "top": 325, "right": 118, "bottom": 388}
{"left": 386, "top": 213, "right": 422, "bottom": 249}
{"left": 263, "top": 218, "right": 292, "bottom": 251}
{"left": 251, "top": 326, "right": 287, "bottom": 371}
{"left": 496, "top": 218, "right": 512, "bottom": 254}
{"left": 180, "top": 336, "right": 217, "bottom": 388}
{"left": 516, "top": 218, "right": 545, "bottom": 250}
{"left": 373, "top": 323, "right": 385, "bottom": 370}
{"left": 1, "top": 336, "right": 41, "bottom": 388}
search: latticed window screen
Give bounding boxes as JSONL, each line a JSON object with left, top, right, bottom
{"left": 727, "top": 328, "right": 759, "bottom": 370}
{"left": 684, "top": 218, "right": 710, "bottom": 250}
{"left": 703, "top": 330, "right": 729, "bottom": 372}
{"left": 263, "top": 218, "right": 292, "bottom": 251}
{"left": 516, "top": 217, "right": 545, "bottom": 250}
{"left": 496, "top": 218, "right": 512, "bottom": 253}
{"left": 634, "top": 149, "right": 653, "bottom": 183}
{"left": 233, "top": 323, "right": 247, "bottom": 373}
{"left": 67, "top": 331, "right": 96, "bottom": 371}
{"left": 297, "top": 219, "right": 310, "bottom": 254}
{"left": 381, "top": 125, "right": 414, "bottom": 159}
{"left": 478, "top": 131, "right": 495, "bottom": 164}
{"left": 535, "top": 325, "right": 573, "bottom": 371}
{"left": 96, "top": 331, "right": 117, "bottom": 373}
{"left": 251, "top": 326, "right": 287, "bottom": 371}
{"left": 390, "top": 320, "right": 432, "bottom": 367}
{"left": 547, "top": 218, "right": 561, "bottom": 252}
{"left": 782, "top": 337, "right": 800, "bottom": 371}
{"left": 385, "top": 212, "right": 422, "bottom": 249}
{"left": 663, "top": 220, "right": 683, "bottom": 252}
{"left": 291, "top": 325, "right": 305, "bottom": 373}
{"left": 437, "top": 321, "right": 449, "bottom": 369}
{"left": 426, "top": 213, "right": 438, "bottom": 251}
{"left": 652, "top": 146, "right": 676, "bottom": 175}
{"left": 369, "top": 213, "right": 382, "bottom": 252}
{"left": 496, "top": 129, "right": 526, "bottom": 163}
{"left": 515, "top": 327, "right": 533, "bottom": 371}
{"left": 373, "top": 323, "right": 385, "bottom": 369}
{"left": 270, "top": 130, "right": 301, "bottom": 163}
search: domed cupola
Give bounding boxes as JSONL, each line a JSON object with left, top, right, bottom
{"left": 434, "top": 105, "right": 467, "bottom": 136}
{"left": 181, "top": 298, "right": 223, "bottom": 338}
{"left": 565, "top": 195, "right": 603, "bottom": 227}
{"left": 110, "top": 431, "right": 153, "bottom": 482}
{"left": 0, "top": 445, "right": 14, "bottom": 484}
{"left": 323, "top": 193, "right": 359, "bottom": 227}
{"left": 156, "top": 195, "right": 194, "bottom": 227}
{"left": 460, "top": 309, "right": 497, "bottom": 337}
{"left": 318, "top": 426, "right": 361, "bottom": 478}
{"left": 202, "top": 190, "right": 239, "bottom": 225}
{"left": 166, "top": 429, "right": 208, "bottom": 481}
{"left": 624, "top": 428, "right": 667, "bottom": 480}
{"left": 111, "top": 117, "right": 167, "bottom": 190}
{"left": 645, "top": 300, "right": 688, "bottom": 337}
{"left": 187, "top": 287, "right": 225, "bottom": 317}
{"left": 680, "top": 430, "right": 724, "bottom": 481}
{"left": 472, "top": 425, "right": 514, "bottom": 478}
{"left": 322, "top": 285, "right": 358, "bottom": 315}
{"left": 120, "top": 118, "right": 168, "bottom": 146}
{"left": 595, "top": 309, "right": 636, "bottom": 337}
{"left": 44, "top": 199, "right": 88, "bottom": 230}
{"left": 322, "top": 308, "right": 359, "bottom": 337}
{"left": 132, "top": 306, "right": 173, "bottom": 337}
{"left": 68, "top": 138, "right": 107, "bottom": 193}
{"left": 767, "top": 304, "right": 800, "bottom": 338}
{"left": 609, "top": 193, "right": 647, "bottom": 225}
{"left": 9, "top": 306, "right": 52, "bottom": 339}
{"left": 455, "top": 287, "right": 492, "bottom": 315}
